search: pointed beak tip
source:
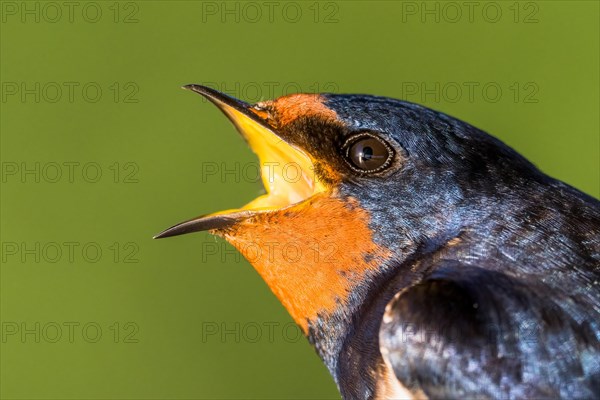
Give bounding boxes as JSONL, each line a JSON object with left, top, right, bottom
{"left": 181, "top": 84, "right": 257, "bottom": 118}
{"left": 153, "top": 225, "right": 184, "bottom": 239}
{"left": 152, "top": 231, "right": 168, "bottom": 239}
{"left": 182, "top": 84, "right": 212, "bottom": 96}
{"left": 182, "top": 84, "right": 200, "bottom": 94}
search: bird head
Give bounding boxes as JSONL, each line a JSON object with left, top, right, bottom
{"left": 155, "top": 85, "right": 538, "bottom": 333}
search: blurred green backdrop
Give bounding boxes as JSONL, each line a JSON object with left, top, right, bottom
{"left": 1, "top": 1, "right": 598, "bottom": 399}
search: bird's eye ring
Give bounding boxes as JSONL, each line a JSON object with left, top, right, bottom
{"left": 342, "top": 133, "right": 394, "bottom": 173}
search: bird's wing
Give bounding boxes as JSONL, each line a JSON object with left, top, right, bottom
{"left": 379, "top": 261, "right": 599, "bottom": 399}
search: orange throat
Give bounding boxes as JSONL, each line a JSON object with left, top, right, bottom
{"left": 216, "top": 194, "right": 391, "bottom": 333}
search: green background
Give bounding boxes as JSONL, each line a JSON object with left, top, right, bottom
{"left": 1, "top": 1, "right": 598, "bottom": 399}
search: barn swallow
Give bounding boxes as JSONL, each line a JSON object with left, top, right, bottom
{"left": 155, "top": 85, "right": 600, "bottom": 399}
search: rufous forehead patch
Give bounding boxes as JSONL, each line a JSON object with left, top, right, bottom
{"left": 257, "top": 93, "right": 339, "bottom": 127}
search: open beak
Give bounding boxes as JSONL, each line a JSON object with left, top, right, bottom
{"left": 154, "top": 85, "right": 326, "bottom": 239}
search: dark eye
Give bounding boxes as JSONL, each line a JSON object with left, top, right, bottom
{"left": 344, "top": 133, "right": 393, "bottom": 173}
